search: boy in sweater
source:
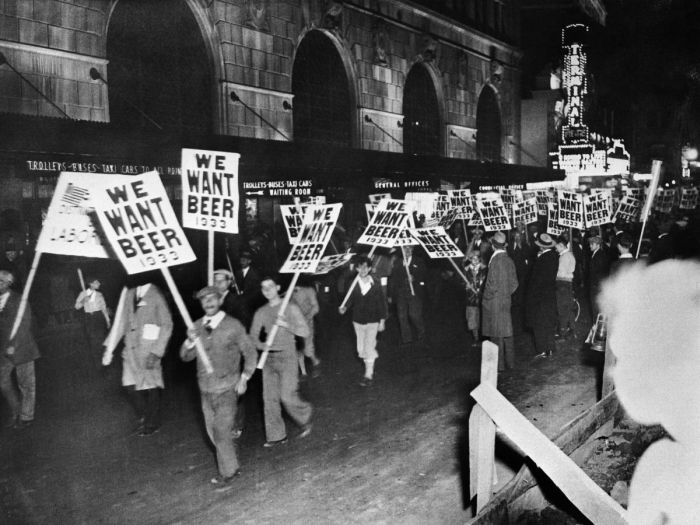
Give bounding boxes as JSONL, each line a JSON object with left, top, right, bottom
{"left": 339, "top": 256, "right": 387, "bottom": 386}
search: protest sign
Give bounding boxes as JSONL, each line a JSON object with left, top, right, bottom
{"left": 369, "top": 193, "right": 391, "bottom": 205}
{"left": 365, "top": 203, "right": 376, "bottom": 223}
{"left": 475, "top": 193, "right": 511, "bottom": 232}
{"left": 280, "top": 204, "right": 315, "bottom": 243}
{"left": 583, "top": 191, "right": 612, "bottom": 228}
{"left": 410, "top": 227, "right": 464, "bottom": 259}
{"left": 357, "top": 199, "right": 416, "bottom": 247}
{"left": 294, "top": 195, "right": 326, "bottom": 205}
{"left": 535, "top": 190, "right": 550, "bottom": 216}
{"left": 35, "top": 172, "right": 110, "bottom": 258}
{"left": 181, "top": 149, "right": 239, "bottom": 234}
{"left": 653, "top": 189, "right": 675, "bottom": 213}
{"left": 623, "top": 186, "right": 644, "bottom": 200}
{"left": 557, "top": 190, "right": 585, "bottom": 229}
{"left": 93, "top": 171, "right": 196, "bottom": 274}
{"left": 448, "top": 189, "right": 473, "bottom": 220}
{"left": 314, "top": 252, "right": 354, "bottom": 275}
{"left": 280, "top": 203, "right": 342, "bottom": 273}
{"left": 500, "top": 188, "right": 523, "bottom": 217}
{"left": 612, "top": 195, "right": 641, "bottom": 223}
{"left": 547, "top": 202, "right": 565, "bottom": 236}
{"left": 512, "top": 197, "right": 538, "bottom": 226}
{"left": 438, "top": 206, "right": 460, "bottom": 229}
{"left": 432, "top": 193, "right": 451, "bottom": 222}
{"left": 405, "top": 192, "right": 437, "bottom": 223}
{"left": 679, "top": 187, "right": 699, "bottom": 209}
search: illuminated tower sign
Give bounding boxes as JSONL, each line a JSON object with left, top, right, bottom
{"left": 561, "top": 24, "right": 589, "bottom": 144}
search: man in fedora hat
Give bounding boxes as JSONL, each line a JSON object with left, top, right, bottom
{"left": 481, "top": 231, "right": 519, "bottom": 370}
{"left": 526, "top": 233, "right": 559, "bottom": 358}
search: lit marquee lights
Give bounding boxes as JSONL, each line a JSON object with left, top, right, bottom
{"left": 561, "top": 24, "right": 589, "bottom": 144}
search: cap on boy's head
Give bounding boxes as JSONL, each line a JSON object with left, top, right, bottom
{"left": 196, "top": 286, "right": 221, "bottom": 300}
{"left": 241, "top": 251, "right": 252, "bottom": 259}
{"left": 588, "top": 235, "right": 602, "bottom": 245}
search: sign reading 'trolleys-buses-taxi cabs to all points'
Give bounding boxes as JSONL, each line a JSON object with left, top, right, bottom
{"left": 92, "top": 171, "right": 196, "bottom": 274}
{"left": 181, "top": 148, "right": 240, "bottom": 234}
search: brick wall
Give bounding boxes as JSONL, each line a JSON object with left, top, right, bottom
{"left": 0, "top": 0, "right": 108, "bottom": 120}
{"left": 0, "top": 0, "right": 521, "bottom": 160}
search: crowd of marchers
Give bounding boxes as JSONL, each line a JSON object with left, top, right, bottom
{"left": 0, "top": 208, "right": 697, "bottom": 486}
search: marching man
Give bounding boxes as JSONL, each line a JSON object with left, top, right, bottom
{"left": 180, "top": 286, "right": 257, "bottom": 485}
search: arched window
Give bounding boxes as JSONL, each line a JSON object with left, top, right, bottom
{"left": 476, "top": 86, "right": 502, "bottom": 162}
{"left": 107, "top": 0, "right": 212, "bottom": 135}
{"left": 292, "top": 31, "right": 352, "bottom": 147}
{"left": 403, "top": 64, "right": 441, "bottom": 156}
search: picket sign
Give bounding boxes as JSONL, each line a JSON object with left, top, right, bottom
{"left": 9, "top": 250, "right": 42, "bottom": 341}
{"left": 207, "top": 230, "right": 215, "bottom": 286}
{"left": 339, "top": 245, "right": 377, "bottom": 309}
{"left": 77, "top": 268, "right": 86, "bottom": 292}
{"left": 92, "top": 171, "right": 211, "bottom": 373}
{"left": 258, "top": 204, "right": 342, "bottom": 370}
{"left": 402, "top": 248, "right": 415, "bottom": 297}
{"left": 160, "top": 266, "right": 213, "bottom": 374}
{"left": 636, "top": 160, "right": 662, "bottom": 258}
{"left": 102, "top": 286, "right": 128, "bottom": 364}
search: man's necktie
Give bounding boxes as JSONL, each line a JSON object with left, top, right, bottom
{"left": 204, "top": 318, "right": 212, "bottom": 336}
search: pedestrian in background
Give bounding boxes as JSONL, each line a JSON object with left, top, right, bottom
{"left": 587, "top": 235, "right": 609, "bottom": 320}
{"left": 339, "top": 256, "right": 387, "bottom": 386}
{"left": 554, "top": 235, "right": 576, "bottom": 340}
{"left": 74, "top": 276, "right": 110, "bottom": 370}
{"left": 463, "top": 251, "right": 486, "bottom": 346}
{"left": 180, "top": 286, "right": 256, "bottom": 485}
{"left": 0, "top": 270, "right": 39, "bottom": 429}
{"left": 481, "top": 232, "right": 519, "bottom": 370}
{"left": 527, "top": 233, "right": 559, "bottom": 359}
{"left": 291, "top": 277, "right": 321, "bottom": 377}
{"left": 388, "top": 245, "right": 426, "bottom": 346}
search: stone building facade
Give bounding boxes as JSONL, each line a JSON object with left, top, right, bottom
{"left": 0, "top": 0, "right": 522, "bottom": 163}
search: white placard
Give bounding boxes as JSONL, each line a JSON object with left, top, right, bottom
{"left": 512, "top": 197, "right": 538, "bottom": 225}
{"left": 547, "top": 202, "right": 565, "bottom": 236}
{"left": 612, "top": 195, "right": 641, "bottom": 223}
{"left": 280, "top": 204, "right": 342, "bottom": 273}
{"left": 557, "top": 190, "right": 585, "bottom": 229}
{"left": 35, "top": 172, "right": 110, "bottom": 258}
{"left": 181, "top": 149, "right": 239, "bottom": 234}
{"left": 410, "top": 227, "right": 464, "bottom": 259}
{"left": 475, "top": 193, "right": 511, "bottom": 232}
{"left": 280, "top": 204, "right": 315, "bottom": 243}
{"left": 93, "top": 171, "right": 196, "bottom": 274}
{"left": 357, "top": 199, "right": 416, "bottom": 247}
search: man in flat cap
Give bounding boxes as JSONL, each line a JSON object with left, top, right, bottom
{"left": 180, "top": 286, "right": 257, "bottom": 485}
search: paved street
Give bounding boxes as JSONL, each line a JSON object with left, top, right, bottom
{"left": 0, "top": 284, "right": 600, "bottom": 525}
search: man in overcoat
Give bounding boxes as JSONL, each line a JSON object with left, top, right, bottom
{"left": 481, "top": 232, "right": 519, "bottom": 371}
{"left": 587, "top": 235, "right": 610, "bottom": 320}
{"left": 526, "top": 233, "right": 559, "bottom": 358}
{"left": 388, "top": 245, "right": 427, "bottom": 345}
{"left": 0, "top": 270, "right": 39, "bottom": 429}
{"left": 108, "top": 280, "right": 173, "bottom": 436}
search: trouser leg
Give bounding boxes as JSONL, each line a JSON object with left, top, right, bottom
{"left": 556, "top": 281, "right": 573, "bottom": 331}
{"left": 279, "top": 354, "right": 312, "bottom": 429}
{"left": 534, "top": 326, "right": 555, "bottom": 356}
{"left": 233, "top": 394, "right": 245, "bottom": 433}
{"left": 0, "top": 361, "right": 19, "bottom": 421}
{"left": 202, "top": 389, "right": 239, "bottom": 477}
{"left": 143, "top": 388, "right": 160, "bottom": 431}
{"left": 262, "top": 359, "right": 285, "bottom": 442}
{"left": 15, "top": 361, "right": 36, "bottom": 422}
{"left": 396, "top": 299, "right": 412, "bottom": 343}
{"left": 126, "top": 385, "right": 145, "bottom": 420}
{"left": 408, "top": 296, "right": 425, "bottom": 340}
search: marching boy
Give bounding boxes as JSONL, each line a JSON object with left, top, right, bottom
{"left": 180, "top": 286, "right": 257, "bottom": 485}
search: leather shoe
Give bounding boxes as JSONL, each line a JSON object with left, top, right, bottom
{"left": 263, "top": 437, "right": 288, "bottom": 448}
{"left": 210, "top": 470, "right": 241, "bottom": 485}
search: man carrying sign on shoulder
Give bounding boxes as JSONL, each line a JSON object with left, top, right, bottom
{"left": 180, "top": 286, "right": 256, "bottom": 485}
{"left": 250, "top": 275, "right": 313, "bottom": 448}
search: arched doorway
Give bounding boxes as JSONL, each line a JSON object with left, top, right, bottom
{"left": 292, "top": 30, "right": 353, "bottom": 147}
{"left": 403, "top": 64, "right": 441, "bottom": 156}
{"left": 476, "top": 86, "right": 502, "bottom": 162}
{"left": 106, "top": 0, "right": 212, "bottom": 135}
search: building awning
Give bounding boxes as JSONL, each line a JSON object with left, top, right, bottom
{"left": 1, "top": 113, "right": 564, "bottom": 194}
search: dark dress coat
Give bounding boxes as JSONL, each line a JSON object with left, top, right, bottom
{"left": 525, "top": 249, "right": 559, "bottom": 329}
{"left": 0, "top": 291, "right": 39, "bottom": 365}
{"left": 481, "top": 251, "right": 519, "bottom": 338}
{"left": 588, "top": 248, "right": 610, "bottom": 306}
